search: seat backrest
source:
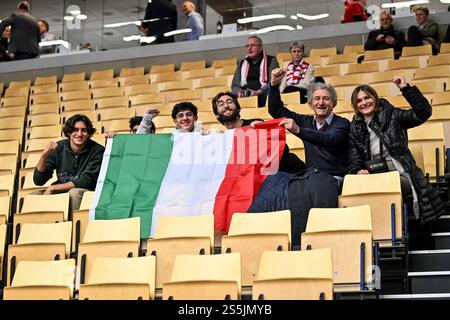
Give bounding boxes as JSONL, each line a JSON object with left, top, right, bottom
{"left": 21, "top": 193, "right": 70, "bottom": 221}
{"left": 346, "top": 61, "right": 379, "bottom": 75}
{"left": 87, "top": 256, "right": 156, "bottom": 299}
{"left": 432, "top": 91, "right": 450, "bottom": 106}
{"left": 150, "top": 64, "right": 175, "bottom": 74}
{"left": 129, "top": 93, "right": 165, "bottom": 107}
{"left": 34, "top": 75, "right": 57, "bottom": 86}
{"left": 343, "top": 44, "right": 364, "bottom": 55}
{"left": 363, "top": 48, "right": 394, "bottom": 61}
{"left": 91, "top": 87, "right": 123, "bottom": 100}
{"left": 256, "top": 248, "right": 333, "bottom": 281}
{"left": 228, "top": 210, "right": 291, "bottom": 246}
{"left": 0, "top": 140, "right": 19, "bottom": 155}
{"left": 120, "top": 66, "right": 145, "bottom": 77}
{"left": 60, "top": 99, "right": 94, "bottom": 112}
{"left": 0, "top": 196, "right": 11, "bottom": 223}
{"left": 386, "top": 57, "right": 421, "bottom": 71}
{"left": 342, "top": 171, "right": 401, "bottom": 196}
{"left": 154, "top": 214, "right": 214, "bottom": 249}
{"left": 180, "top": 60, "right": 205, "bottom": 71}
{"left": 414, "top": 66, "right": 450, "bottom": 80}
{"left": 123, "top": 84, "right": 156, "bottom": 97}
{"left": 309, "top": 47, "right": 336, "bottom": 57}
{"left": 88, "top": 79, "right": 119, "bottom": 89}
{"left": 305, "top": 205, "right": 372, "bottom": 233}
{"left": 90, "top": 69, "right": 114, "bottom": 80}
{"left": 212, "top": 58, "right": 237, "bottom": 69}
{"left": 401, "top": 44, "right": 432, "bottom": 57}
{"left": 62, "top": 72, "right": 86, "bottom": 83}
{"left": 315, "top": 65, "right": 342, "bottom": 77}
{"left": 31, "top": 84, "right": 58, "bottom": 95}
{"left": 79, "top": 191, "right": 95, "bottom": 210}
{"left": 94, "top": 96, "right": 129, "bottom": 109}
{"left": 1, "top": 96, "right": 28, "bottom": 107}
{"left": 9, "top": 259, "right": 75, "bottom": 298}
{"left": 58, "top": 81, "right": 89, "bottom": 92}
{"left": 83, "top": 217, "right": 140, "bottom": 243}
{"left": 170, "top": 253, "right": 241, "bottom": 290}
{"left": 0, "top": 174, "right": 14, "bottom": 196}
{"left": 427, "top": 54, "right": 450, "bottom": 67}
{"left": 17, "top": 222, "right": 72, "bottom": 256}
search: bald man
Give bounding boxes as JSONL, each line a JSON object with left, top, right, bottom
{"left": 182, "top": 1, "right": 204, "bottom": 41}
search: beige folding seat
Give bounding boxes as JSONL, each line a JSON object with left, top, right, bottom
{"left": 34, "top": 75, "right": 57, "bottom": 86}
{"left": 163, "top": 253, "right": 241, "bottom": 300}
{"left": 253, "top": 249, "right": 334, "bottom": 300}
{"left": 79, "top": 256, "right": 156, "bottom": 300}
{"left": 180, "top": 60, "right": 205, "bottom": 71}
{"left": 90, "top": 69, "right": 114, "bottom": 80}
{"left": 221, "top": 210, "right": 291, "bottom": 286}
{"left": 61, "top": 72, "right": 85, "bottom": 83}
{"left": 146, "top": 214, "right": 214, "bottom": 289}
{"left": 58, "top": 81, "right": 89, "bottom": 92}
{"left": 3, "top": 259, "right": 75, "bottom": 300}
{"left": 149, "top": 63, "right": 175, "bottom": 74}
{"left": 120, "top": 66, "right": 145, "bottom": 77}
{"left": 301, "top": 206, "right": 373, "bottom": 289}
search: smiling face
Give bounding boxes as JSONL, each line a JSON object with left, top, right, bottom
{"left": 69, "top": 121, "right": 90, "bottom": 150}
{"left": 173, "top": 108, "right": 198, "bottom": 132}
{"left": 216, "top": 94, "right": 240, "bottom": 123}
{"left": 355, "top": 90, "right": 377, "bottom": 119}
{"left": 309, "top": 89, "right": 335, "bottom": 121}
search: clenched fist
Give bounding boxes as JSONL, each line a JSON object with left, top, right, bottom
{"left": 43, "top": 141, "right": 58, "bottom": 156}
{"left": 271, "top": 68, "right": 286, "bottom": 87}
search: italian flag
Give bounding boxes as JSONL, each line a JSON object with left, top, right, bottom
{"left": 90, "top": 119, "right": 286, "bottom": 238}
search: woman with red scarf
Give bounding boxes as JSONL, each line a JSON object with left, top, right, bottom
{"left": 279, "top": 41, "right": 315, "bottom": 103}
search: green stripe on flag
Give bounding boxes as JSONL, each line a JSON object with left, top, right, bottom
{"left": 94, "top": 134, "right": 173, "bottom": 238}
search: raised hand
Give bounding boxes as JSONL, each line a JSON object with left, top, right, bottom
{"left": 271, "top": 68, "right": 286, "bottom": 86}
{"left": 392, "top": 75, "right": 407, "bottom": 89}
{"left": 279, "top": 118, "right": 300, "bottom": 135}
{"left": 43, "top": 141, "right": 58, "bottom": 156}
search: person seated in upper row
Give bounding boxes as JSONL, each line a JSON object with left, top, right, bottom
{"left": 364, "top": 10, "right": 405, "bottom": 59}
{"left": 406, "top": 6, "right": 440, "bottom": 55}
{"left": 33, "top": 114, "right": 105, "bottom": 211}
{"left": 348, "top": 76, "right": 444, "bottom": 224}
{"left": 343, "top": 0, "right": 369, "bottom": 23}
{"left": 232, "top": 35, "right": 279, "bottom": 108}
{"left": 279, "top": 41, "right": 315, "bottom": 104}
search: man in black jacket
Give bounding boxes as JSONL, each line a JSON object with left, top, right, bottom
{"left": 269, "top": 68, "right": 350, "bottom": 246}
{"left": 139, "top": 0, "right": 177, "bottom": 44}
{"left": 0, "top": 1, "right": 40, "bottom": 60}
{"left": 364, "top": 10, "right": 405, "bottom": 59}
{"left": 33, "top": 114, "right": 105, "bottom": 210}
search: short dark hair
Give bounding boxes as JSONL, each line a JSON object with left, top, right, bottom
{"left": 63, "top": 114, "right": 96, "bottom": 138}
{"left": 129, "top": 116, "right": 143, "bottom": 130}
{"left": 171, "top": 102, "right": 198, "bottom": 119}
{"left": 415, "top": 6, "right": 429, "bottom": 16}
{"left": 211, "top": 91, "right": 241, "bottom": 116}
{"left": 38, "top": 19, "right": 49, "bottom": 32}
{"left": 18, "top": 1, "right": 30, "bottom": 12}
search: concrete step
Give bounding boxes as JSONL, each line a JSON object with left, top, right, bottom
{"left": 432, "top": 233, "right": 450, "bottom": 250}
{"left": 382, "top": 293, "right": 450, "bottom": 300}
{"left": 408, "top": 271, "right": 450, "bottom": 294}
{"left": 409, "top": 249, "right": 450, "bottom": 272}
{"left": 432, "top": 215, "right": 450, "bottom": 233}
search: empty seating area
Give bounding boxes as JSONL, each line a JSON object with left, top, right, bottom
{"left": 1, "top": 39, "right": 450, "bottom": 301}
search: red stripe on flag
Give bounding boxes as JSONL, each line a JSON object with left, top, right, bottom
{"left": 213, "top": 118, "right": 286, "bottom": 232}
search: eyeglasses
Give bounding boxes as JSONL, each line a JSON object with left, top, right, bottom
{"left": 245, "top": 44, "right": 261, "bottom": 48}
{"left": 216, "top": 99, "right": 235, "bottom": 108}
{"left": 175, "top": 111, "right": 194, "bottom": 119}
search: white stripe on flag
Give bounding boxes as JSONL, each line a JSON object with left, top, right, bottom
{"left": 150, "top": 131, "right": 234, "bottom": 236}
{"left": 89, "top": 138, "right": 113, "bottom": 220}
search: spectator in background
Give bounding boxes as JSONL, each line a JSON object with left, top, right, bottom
{"left": 406, "top": 6, "right": 440, "bottom": 55}
{"left": 182, "top": 1, "right": 204, "bottom": 41}
{"left": 343, "top": 0, "right": 368, "bottom": 23}
{"left": 444, "top": 5, "right": 450, "bottom": 43}
{"left": 279, "top": 41, "right": 315, "bottom": 104}
{"left": 232, "top": 35, "right": 279, "bottom": 108}
{"left": 33, "top": 114, "right": 105, "bottom": 210}
{"left": 139, "top": 0, "right": 177, "bottom": 44}
{"left": 0, "top": 26, "right": 11, "bottom": 62}
{"left": 105, "top": 108, "right": 157, "bottom": 139}
{"left": 364, "top": 10, "right": 405, "bottom": 59}
{"left": 0, "top": 1, "right": 40, "bottom": 60}
{"left": 38, "top": 19, "right": 56, "bottom": 54}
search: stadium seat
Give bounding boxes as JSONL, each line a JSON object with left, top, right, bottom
{"left": 27, "top": 113, "right": 60, "bottom": 128}
{"left": 94, "top": 96, "right": 129, "bottom": 110}
{"left": 346, "top": 61, "right": 379, "bottom": 75}
{"left": 76, "top": 217, "right": 141, "bottom": 287}
{"left": 79, "top": 256, "right": 156, "bottom": 300}
{"left": 4, "top": 87, "right": 29, "bottom": 98}
{"left": 315, "top": 65, "right": 342, "bottom": 78}
{"left": 120, "top": 66, "right": 145, "bottom": 77}
{"left": 30, "top": 93, "right": 59, "bottom": 105}
{"left": 221, "top": 210, "right": 291, "bottom": 287}
{"left": 62, "top": 72, "right": 86, "bottom": 83}
{"left": 165, "top": 90, "right": 202, "bottom": 104}
{"left": 343, "top": 44, "right": 365, "bottom": 55}
{"left": 427, "top": 55, "right": 450, "bottom": 67}
{"left": 14, "top": 193, "right": 70, "bottom": 244}
{"left": 149, "top": 63, "right": 175, "bottom": 74}
{"left": 28, "top": 125, "right": 61, "bottom": 140}
{"left": 414, "top": 66, "right": 450, "bottom": 81}
{"left": 60, "top": 99, "right": 95, "bottom": 113}
{"left": 8, "top": 80, "right": 31, "bottom": 89}
{"left": 339, "top": 172, "right": 403, "bottom": 243}
{"left": 0, "top": 155, "right": 18, "bottom": 176}
{"left": 158, "top": 80, "right": 192, "bottom": 92}
{"left": 30, "top": 84, "right": 58, "bottom": 95}
{"left": 123, "top": 84, "right": 157, "bottom": 97}
{"left": 0, "top": 195, "right": 11, "bottom": 224}
{"left": 0, "top": 140, "right": 20, "bottom": 156}
{"left": 408, "top": 122, "right": 445, "bottom": 180}
{"left": 146, "top": 214, "right": 213, "bottom": 289}
{"left": 309, "top": 47, "right": 336, "bottom": 57}
{"left": 72, "top": 191, "right": 94, "bottom": 253}
{"left": 182, "top": 68, "right": 215, "bottom": 80}
{"left": 150, "top": 71, "right": 182, "bottom": 84}
{"left": 96, "top": 107, "right": 135, "bottom": 122}
{"left": 202, "top": 86, "right": 230, "bottom": 101}
{"left": 180, "top": 60, "right": 206, "bottom": 71}
{"left": 91, "top": 87, "right": 124, "bottom": 100}
{"left": 212, "top": 57, "right": 237, "bottom": 69}
{"left": 0, "top": 128, "right": 22, "bottom": 143}
{"left": 58, "top": 81, "right": 89, "bottom": 92}
{"left": 29, "top": 102, "right": 60, "bottom": 115}
{"left": 7, "top": 222, "right": 72, "bottom": 285}
{"left": 325, "top": 52, "right": 358, "bottom": 66}
{"left": 237, "top": 96, "right": 258, "bottom": 108}
{"left": 88, "top": 78, "right": 119, "bottom": 89}
{"left": 0, "top": 174, "right": 15, "bottom": 197}
{"left": 90, "top": 69, "right": 114, "bottom": 80}
{"left": 386, "top": 57, "right": 421, "bottom": 71}
{"left": 301, "top": 205, "right": 373, "bottom": 287}
{"left": 61, "top": 111, "right": 96, "bottom": 124}
{"left": 163, "top": 253, "right": 241, "bottom": 300}
{"left": 1, "top": 96, "right": 28, "bottom": 107}
{"left": 253, "top": 249, "right": 334, "bottom": 300}
{"left": 0, "top": 106, "right": 26, "bottom": 118}
{"left": 363, "top": 48, "right": 394, "bottom": 62}
{"left": 59, "top": 89, "right": 92, "bottom": 102}
{"left": 194, "top": 76, "right": 228, "bottom": 89}
{"left": 0, "top": 224, "right": 6, "bottom": 281}
{"left": 3, "top": 259, "right": 75, "bottom": 300}
{"left": 34, "top": 75, "right": 57, "bottom": 86}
